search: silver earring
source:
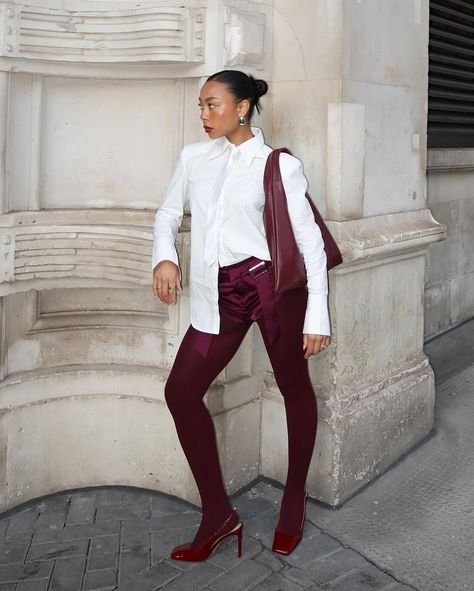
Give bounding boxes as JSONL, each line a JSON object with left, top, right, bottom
{"left": 239, "top": 115, "right": 246, "bottom": 126}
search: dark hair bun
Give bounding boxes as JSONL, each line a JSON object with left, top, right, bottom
{"left": 207, "top": 70, "right": 268, "bottom": 119}
{"left": 254, "top": 78, "right": 269, "bottom": 98}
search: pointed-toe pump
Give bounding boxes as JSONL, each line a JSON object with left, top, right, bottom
{"left": 272, "top": 491, "right": 308, "bottom": 555}
{"left": 170, "top": 507, "right": 243, "bottom": 562}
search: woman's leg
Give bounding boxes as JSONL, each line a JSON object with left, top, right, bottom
{"left": 164, "top": 312, "right": 251, "bottom": 547}
{"left": 257, "top": 287, "right": 318, "bottom": 534}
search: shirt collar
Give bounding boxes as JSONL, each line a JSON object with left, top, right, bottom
{"left": 208, "top": 127, "right": 265, "bottom": 167}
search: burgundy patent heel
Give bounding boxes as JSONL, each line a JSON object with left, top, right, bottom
{"left": 272, "top": 491, "right": 308, "bottom": 555}
{"left": 170, "top": 507, "right": 243, "bottom": 562}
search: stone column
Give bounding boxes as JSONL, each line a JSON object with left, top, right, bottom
{"left": 263, "top": 0, "right": 447, "bottom": 505}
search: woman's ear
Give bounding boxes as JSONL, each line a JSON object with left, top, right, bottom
{"left": 238, "top": 99, "right": 250, "bottom": 119}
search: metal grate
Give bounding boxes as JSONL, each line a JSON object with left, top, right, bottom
{"left": 428, "top": 0, "right": 474, "bottom": 148}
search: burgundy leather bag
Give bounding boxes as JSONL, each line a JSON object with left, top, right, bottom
{"left": 263, "top": 148, "right": 343, "bottom": 294}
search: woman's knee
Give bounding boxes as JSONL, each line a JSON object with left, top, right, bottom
{"left": 164, "top": 372, "right": 186, "bottom": 413}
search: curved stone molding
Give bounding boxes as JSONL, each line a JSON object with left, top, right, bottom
{"left": 0, "top": 2, "right": 205, "bottom": 63}
{"left": 328, "top": 208, "right": 447, "bottom": 270}
{"left": 0, "top": 209, "right": 191, "bottom": 295}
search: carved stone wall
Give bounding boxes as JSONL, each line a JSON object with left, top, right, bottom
{"left": 0, "top": 0, "right": 274, "bottom": 512}
{"left": 0, "top": 0, "right": 449, "bottom": 512}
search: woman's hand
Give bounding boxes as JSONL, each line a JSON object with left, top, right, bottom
{"left": 152, "top": 260, "right": 182, "bottom": 305}
{"left": 303, "top": 334, "right": 331, "bottom": 358}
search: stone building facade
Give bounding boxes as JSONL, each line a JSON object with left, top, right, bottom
{"left": 0, "top": 0, "right": 463, "bottom": 513}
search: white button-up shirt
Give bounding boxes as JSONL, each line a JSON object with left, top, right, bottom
{"left": 152, "top": 127, "right": 331, "bottom": 336}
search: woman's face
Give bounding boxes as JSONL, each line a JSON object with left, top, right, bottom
{"left": 199, "top": 80, "right": 248, "bottom": 140}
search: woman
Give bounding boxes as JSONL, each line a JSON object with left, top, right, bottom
{"left": 152, "top": 70, "right": 331, "bottom": 562}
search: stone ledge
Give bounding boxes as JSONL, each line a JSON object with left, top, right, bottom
{"left": 328, "top": 208, "right": 447, "bottom": 268}
{"left": 0, "top": 362, "right": 261, "bottom": 415}
{"left": 427, "top": 147, "right": 474, "bottom": 173}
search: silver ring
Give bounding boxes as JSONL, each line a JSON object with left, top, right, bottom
{"left": 168, "top": 287, "right": 176, "bottom": 294}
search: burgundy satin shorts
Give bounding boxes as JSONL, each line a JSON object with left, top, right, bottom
{"left": 194, "top": 256, "right": 281, "bottom": 358}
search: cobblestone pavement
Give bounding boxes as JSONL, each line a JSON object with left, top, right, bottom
{"left": 0, "top": 318, "right": 472, "bottom": 591}
{"left": 0, "top": 481, "right": 413, "bottom": 591}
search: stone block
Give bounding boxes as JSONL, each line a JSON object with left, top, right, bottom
{"left": 82, "top": 568, "right": 117, "bottom": 591}
{"left": 209, "top": 559, "right": 272, "bottom": 591}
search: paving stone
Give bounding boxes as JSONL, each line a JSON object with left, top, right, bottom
{"left": 208, "top": 559, "right": 272, "bottom": 591}
{"left": 95, "top": 504, "right": 148, "bottom": 522}
{"left": 121, "top": 492, "right": 151, "bottom": 511}
{"left": 279, "top": 565, "right": 316, "bottom": 589}
{"left": 82, "top": 567, "right": 117, "bottom": 590}
{"left": 207, "top": 534, "right": 262, "bottom": 570}
{"left": 279, "top": 531, "right": 341, "bottom": 567}
{"left": 66, "top": 496, "right": 96, "bottom": 525}
{"left": 119, "top": 546, "right": 150, "bottom": 580}
{"left": 94, "top": 490, "right": 125, "bottom": 507}
{"left": 48, "top": 556, "right": 86, "bottom": 591}
{"left": 150, "top": 511, "right": 201, "bottom": 531}
{"left": 305, "top": 547, "right": 367, "bottom": 584}
{"left": 32, "top": 524, "right": 62, "bottom": 544}
{"left": 0, "top": 560, "right": 54, "bottom": 584}
{"left": 324, "top": 563, "right": 397, "bottom": 590}
{"left": 121, "top": 517, "right": 150, "bottom": 535}
{"left": 121, "top": 524, "right": 150, "bottom": 551}
{"left": 36, "top": 512, "right": 66, "bottom": 529}
{"left": 88, "top": 534, "right": 119, "bottom": 570}
{"left": 249, "top": 482, "right": 283, "bottom": 501}
{"left": 253, "top": 547, "right": 285, "bottom": 572}
{"left": 0, "top": 532, "right": 31, "bottom": 564}
{"left": 27, "top": 539, "right": 88, "bottom": 562}
{"left": 119, "top": 560, "right": 180, "bottom": 591}
{"left": 62, "top": 520, "right": 120, "bottom": 541}
{"left": 163, "top": 557, "right": 197, "bottom": 573}
{"left": 234, "top": 496, "right": 276, "bottom": 520}
{"left": 241, "top": 512, "right": 279, "bottom": 546}
{"left": 158, "top": 561, "right": 224, "bottom": 591}
{"left": 15, "top": 579, "right": 50, "bottom": 591}
{"left": 249, "top": 571, "right": 309, "bottom": 590}
{"left": 150, "top": 495, "right": 192, "bottom": 516}
{"left": 38, "top": 496, "right": 70, "bottom": 515}
{"left": 6, "top": 508, "right": 38, "bottom": 532}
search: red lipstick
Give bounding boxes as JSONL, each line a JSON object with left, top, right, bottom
{"left": 204, "top": 126, "right": 212, "bottom": 133}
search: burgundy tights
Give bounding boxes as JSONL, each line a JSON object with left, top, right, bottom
{"left": 164, "top": 284, "right": 318, "bottom": 548}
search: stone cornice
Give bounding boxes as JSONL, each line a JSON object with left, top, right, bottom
{"left": 327, "top": 208, "right": 447, "bottom": 270}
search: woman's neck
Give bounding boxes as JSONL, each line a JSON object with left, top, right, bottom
{"left": 225, "top": 126, "right": 255, "bottom": 147}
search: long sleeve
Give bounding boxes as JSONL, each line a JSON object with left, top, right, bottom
{"left": 279, "top": 153, "right": 331, "bottom": 336}
{"left": 152, "top": 148, "right": 188, "bottom": 272}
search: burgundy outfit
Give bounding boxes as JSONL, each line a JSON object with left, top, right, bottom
{"left": 164, "top": 255, "right": 318, "bottom": 546}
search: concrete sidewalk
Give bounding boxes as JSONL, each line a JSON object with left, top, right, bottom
{"left": 0, "top": 318, "right": 473, "bottom": 591}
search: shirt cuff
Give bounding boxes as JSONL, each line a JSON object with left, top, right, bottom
{"left": 152, "top": 241, "right": 179, "bottom": 271}
{"left": 303, "top": 293, "right": 331, "bottom": 336}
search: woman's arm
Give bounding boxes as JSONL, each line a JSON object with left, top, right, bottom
{"left": 152, "top": 148, "right": 189, "bottom": 305}
{"left": 279, "top": 153, "right": 331, "bottom": 342}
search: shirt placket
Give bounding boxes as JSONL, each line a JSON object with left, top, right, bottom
{"left": 217, "top": 148, "right": 240, "bottom": 264}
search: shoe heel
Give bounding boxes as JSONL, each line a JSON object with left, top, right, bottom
{"left": 236, "top": 523, "right": 243, "bottom": 557}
